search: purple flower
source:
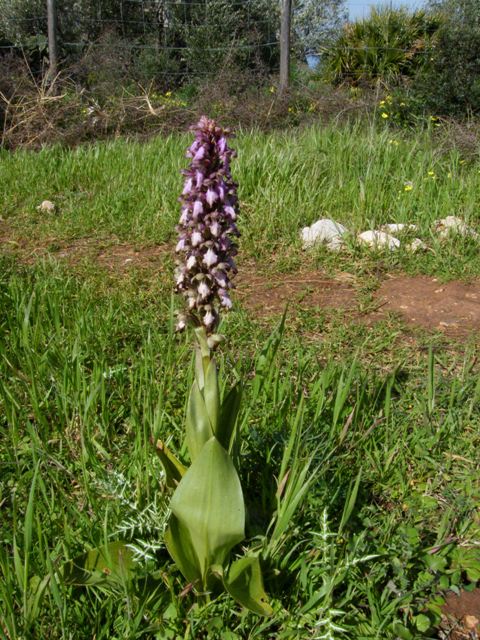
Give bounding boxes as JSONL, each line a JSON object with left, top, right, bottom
{"left": 175, "top": 116, "right": 240, "bottom": 334}
{"left": 206, "top": 189, "right": 218, "bottom": 206}
{"left": 193, "top": 200, "right": 204, "bottom": 218}
{"left": 203, "top": 248, "right": 218, "bottom": 267}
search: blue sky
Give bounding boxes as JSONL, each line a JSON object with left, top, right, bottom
{"left": 347, "top": 0, "right": 425, "bottom": 20}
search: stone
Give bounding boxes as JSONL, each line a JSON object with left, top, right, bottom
{"left": 406, "top": 238, "right": 428, "bottom": 252}
{"left": 358, "top": 230, "right": 400, "bottom": 250}
{"left": 37, "top": 200, "right": 56, "bottom": 213}
{"left": 301, "top": 218, "right": 347, "bottom": 250}
{"left": 434, "top": 216, "right": 478, "bottom": 239}
{"left": 381, "top": 223, "right": 417, "bottom": 234}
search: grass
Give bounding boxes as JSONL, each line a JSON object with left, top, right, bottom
{"left": 1, "top": 121, "right": 480, "bottom": 275}
{"left": 1, "top": 121, "right": 480, "bottom": 639}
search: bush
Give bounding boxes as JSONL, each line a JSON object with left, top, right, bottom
{"left": 0, "top": 0, "right": 279, "bottom": 87}
{"left": 413, "top": 0, "right": 480, "bottom": 116}
{"left": 323, "top": 7, "right": 441, "bottom": 84}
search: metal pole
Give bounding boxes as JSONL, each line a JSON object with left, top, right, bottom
{"left": 279, "top": 0, "right": 292, "bottom": 95}
{"left": 47, "top": 0, "right": 58, "bottom": 80}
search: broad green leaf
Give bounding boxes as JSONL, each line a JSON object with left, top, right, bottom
{"left": 217, "top": 384, "right": 242, "bottom": 453}
{"left": 155, "top": 440, "right": 186, "bottom": 489}
{"left": 185, "top": 380, "right": 214, "bottom": 462}
{"left": 170, "top": 437, "right": 245, "bottom": 577}
{"left": 61, "top": 541, "right": 135, "bottom": 586}
{"left": 224, "top": 556, "right": 273, "bottom": 616}
{"left": 414, "top": 614, "right": 431, "bottom": 633}
{"left": 203, "top": 359, "right": 219, "bottom": 434}
{"left": 164, "top": 515, "right": 202, "bottom": 586}
{"left": 392, "top": 622, "right": 413, "bottom": 640}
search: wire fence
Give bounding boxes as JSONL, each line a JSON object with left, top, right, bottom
{"left": 0, "top": 0, "right": 437, "bottom": 87}
{"left": 0, "top": 0, "right": 279, "bottom": 82}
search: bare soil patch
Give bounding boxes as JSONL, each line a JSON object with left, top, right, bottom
{"left": 235, "top": 267, "right": 358, "bottom": 317}
{"left": 374, "top": 275, "right": 480, "bottom": 337}
{"left": 440, "top": 589, "right": 480, "bottom": 639}
{"left": 3, "top": 232, "right": 480, "bottom": 337}
{"left": 0, "top": 228, "right": 170, "bottom": 271}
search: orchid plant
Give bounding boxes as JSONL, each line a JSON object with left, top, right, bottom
{"left": 155, "top": 116, "right": 272, "bottom": 615}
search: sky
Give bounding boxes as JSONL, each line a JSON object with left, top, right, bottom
{"left": 347, "top": 0, "right": 425, "bottom": 20}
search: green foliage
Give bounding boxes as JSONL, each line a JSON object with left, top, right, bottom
{"left": 323, "top": 7, "right": 441, "bottom": 83}
{"left": 0, "top": 0, "right": 279, "bottom": 85}
{"left": 1, "top": 127, "right": 480, "bottom": 637}
{"left": 412, "top": 0, "right": 480, "bottom": 116}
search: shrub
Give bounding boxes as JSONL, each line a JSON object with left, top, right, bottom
{"left": 412, "top": 0, "right": 480, "bottom": 116}
{"left": 323, "top": 7, "right": 441, "bottom": 84}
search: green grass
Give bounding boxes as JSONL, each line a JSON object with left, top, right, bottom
{"left": 1, "top": 122, "right": 480, "bottom": 639}
{"left": 1, "top": 122, "right": 479, "bottom": 275}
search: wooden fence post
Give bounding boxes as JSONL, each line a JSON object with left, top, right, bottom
{"left": 279, "top": 0, "right": 292, "bottom": 95}
{"left": 47, "top": 0, "right": 58, "bottom": 81}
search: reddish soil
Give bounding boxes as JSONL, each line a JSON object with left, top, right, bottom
{"left": 440, "top": 589, "right": 480, "bottom": 639}
{"left": 2, "top": 232, "right": 480, "bottom": 337}
{"left": 235, "top": 268, "right": 357, "bottom": 316}
{"left": 374, "top": 275, "right": 480, "bottom": 337}
{"left": 0, "top": 229, "right": 170, "bottom": 270}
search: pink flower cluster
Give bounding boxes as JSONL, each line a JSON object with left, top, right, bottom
{"left": 175, "top": 116, "right": 239, "bottom": 333}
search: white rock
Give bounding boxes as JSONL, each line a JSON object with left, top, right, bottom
{"left": 301, "top": 218, "right": 347, "bottom": 250}
{"left": 434, "top": 216, "right": 478, "bottom": 239}
{"left": 37, "top": 200, "right": 56, "bottom": 213}
{"left": 381, "top": 223, "right": 417, "bottom": 234}
{"left": 406, "top": 238, "right": 428, "bottom": 252}
{"left": 358, "top": 230, "right": 400, "bottom": 250}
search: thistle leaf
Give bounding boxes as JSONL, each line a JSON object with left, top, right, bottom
{"left": 170, "top": 437, "right": 245, "bottom": 578}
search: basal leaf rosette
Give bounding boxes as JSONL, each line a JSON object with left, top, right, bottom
{"left": 175, "top": 116, "right": 240, "bottom": 336}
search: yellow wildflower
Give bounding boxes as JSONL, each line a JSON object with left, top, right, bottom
{"left": 381, "top": 112, "right": 389, "bottom": 119}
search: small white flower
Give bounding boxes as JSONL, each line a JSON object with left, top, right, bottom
{"left": 198, "top": 281, "right": 210, "bottom": 299}
{"left": 195, "top": 171, "right": 204, "bottom": 188}
{"left": 210, "top": 221, "right": 221, "bottom": 237}
{"left": 203, "top": 310, "right": 215, "bottom": 326}
{"left": 214, "top": 271, "right": 227, "bottom": 288}
{"left": 206, "top": 189, "right": 218, "bottom": 206}
{"left": 186, "top": 255, "right": 196, "bottom": 269}
{"left": 182, "top": 178, "right": 193, "bottom": 195}
{"left": 203, "top": 248, "right": 218, "bottom": 267}
{"left": 220, "top": 295, "right": 232, "bottom": 309}
{"left": 191, "top": 231, "right": 203, "bottom": 247}
{"left": 193, "top": 200, "right": 203, "bottom": 217}
{"left": 176, "top": 238, "right": 186, "bottom": 252}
